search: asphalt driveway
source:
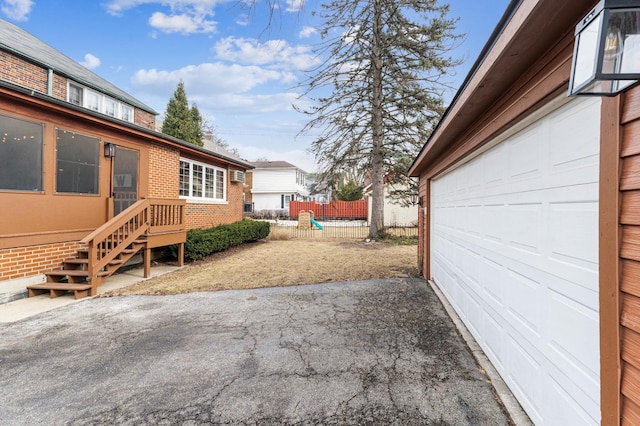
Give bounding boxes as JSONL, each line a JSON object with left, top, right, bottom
{"left": 0, "top": 278, "right": 510, "bottom": 425}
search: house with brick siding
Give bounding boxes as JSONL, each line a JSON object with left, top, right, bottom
{"left": 0, "top": 19, "right": 252, "bottom": 300}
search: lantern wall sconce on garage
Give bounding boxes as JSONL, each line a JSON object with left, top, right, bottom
{"left": 410, "top": 192, "right": 423, "bottom": 207}
{"left": 569, "top": 0, "right": 640, "bottom": 96}
{"left": 103, "top": 142, "right": 116, "bottom": 158}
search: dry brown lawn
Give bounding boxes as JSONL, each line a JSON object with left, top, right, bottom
{"left": 105, "top": 239, "right": 420, "bottom": 296}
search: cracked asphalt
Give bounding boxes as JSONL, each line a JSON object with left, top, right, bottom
{"left": 0, "top": 278, "right": 511, "bottom": 425}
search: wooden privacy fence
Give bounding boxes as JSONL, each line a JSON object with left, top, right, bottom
{"left": 289, "top": 200, "right": 368, "bottom": 220}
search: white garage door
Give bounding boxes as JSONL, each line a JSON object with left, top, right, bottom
{"left": 430, "top": 96, "right": 601, "bottom": 425}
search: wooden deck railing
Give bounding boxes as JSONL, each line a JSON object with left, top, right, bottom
{"left": 80, "top": 198, "right": 186, "bottom": 290}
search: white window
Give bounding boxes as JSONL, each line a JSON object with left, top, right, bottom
{"left": 66, "top": 82, "right": 135, "bottom": 123}
{"left": 86, "top": 90, "right": 100, "bottom": 112}
{"left": 68, "top": 84, "right": 83, "bottom": 106}
{"left": 179, "top": 159, "right": 226, "bottom": 202}
{"left": 104, "top": 98, "right": 117, "bottom": 117}
{"left": 121, "top": 105, "right": 133, "bottom": 123}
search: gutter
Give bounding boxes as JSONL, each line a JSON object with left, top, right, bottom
{"left": 408, "top": 0, "right": 524, "bottom": 176}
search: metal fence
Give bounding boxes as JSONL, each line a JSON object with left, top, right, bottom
{"left": 265, "top": 220, "right": 418, "bottom": 240}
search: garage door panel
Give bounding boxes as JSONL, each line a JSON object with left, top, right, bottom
{"left": 549, "top": 99, "right": 600, "bottom": 169}
{"left": 546, "top": 374, "right": 599, "bottom": 426}
{"left": 547, "top": 288, "right": 600, "bottom": 383}
{"left": 506, "top": 268, "right": 542, "bottom": 340}
{"left": 482, "top": 255, "right": 506, "bottom": 306}
{"left": 484, "top": 143, "right": 509, "bottom": 187}
{"left": 430, "top": 96, "right": 601, "bottom": 424}
{"left": 548, "top": 201, "right": 599, "bottom": 274}
{"left": 484, "top": 307, "right": 507, "bottom": 370}
{"left": 509, "top": 125, "right": 543, "bottom": 181}
{"left": 483, "top": 203, "right": 507, "bottom": 243}
{"left": 507, "top": 333, "right": 544, "bottom": 421}
{"left": 507, "top": 202, "right": 543, "bottom": 254}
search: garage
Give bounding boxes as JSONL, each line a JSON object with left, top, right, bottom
{"left": 429, "top": 96, "right": 601, "bottom": 424}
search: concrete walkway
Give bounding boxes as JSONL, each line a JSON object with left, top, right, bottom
{"left": 0, "top": 265, "right": 180, "bottom": 323}
{"left": 0, "top": 278, "right": 518, "bottom": 425}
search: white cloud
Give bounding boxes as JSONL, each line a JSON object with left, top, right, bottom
{"left": 214, "top": 37, "right": 319, "bottom": 71}
{"left": 80, "top": 53, "right": 101, "bottom": 70}
{"left": 104, "top": 0, "right": 222, "bottom": 34}
{"left": 148, "top": 11, "right": 216, "bottom": 34}
{"left": 284, "top": 0, "right": 303, "bottom": 13}
{"left": 299, "top": 26, "right": 317, "bottom": 39}
{"left": 132, "top": 62, "right": 288, "bottom": 93}
{"left": 199, "top": 92, "right": 299, "bottom": 113}
{"left": 130, "top": 62, "right": 303, "bottom": 115}
{"left": 1, "top": 0, "right": 33, "bottom": 21}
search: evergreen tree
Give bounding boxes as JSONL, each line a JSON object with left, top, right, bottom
{"left": 190, "top": 103, "right": 204, "bottom": 147}
{"left": 162, "top": 81, "right": 204, "bottom": 147}
{"left": 336, "top": 180, "right": 364, "bottom": 201}
{"left": 297, "top": 0, "right": 461, "bottom": 238}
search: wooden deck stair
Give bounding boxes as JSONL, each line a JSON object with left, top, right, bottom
{"left": 26, "top": 198, "right": 186, "bottom": 300}
{"left": 27, "top": 239, "right": 147, "bottom": 299}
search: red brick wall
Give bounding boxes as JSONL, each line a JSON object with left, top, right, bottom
{"left": 0, "top": 50, "right": 155, "bottom": 129}
{"left": 185, "top": 179, "right": 244, "bottom": 229}
{"left": 148, "top": 142, "right": 180, "bottom": 198}
{"left": 0, "top": 51, "right": 48, "bottom": 94}
{"left": 51, "top": 74, "right": 66, "bottom": 100}
{"left": 135, "top": 109, "right": 156, "bottom": 130}
{"left": 0, "top": 241, "right": 81, "bottom": 281}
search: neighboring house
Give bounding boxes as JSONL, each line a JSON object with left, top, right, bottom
{"left": 0, "top": 19, "right": 252, "bottom": 299}
{"left": 246, "top": 161, "right": 310, "bottom": 213}
{"left": 364, "top": 177, "right": 418, "bottom": 227}
{"left": 409, "top": 1, "right": 640, "bottom": 425}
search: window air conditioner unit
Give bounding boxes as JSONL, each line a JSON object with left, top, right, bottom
{"left": 231, "top": 170, "right": 245, "bottom": 183}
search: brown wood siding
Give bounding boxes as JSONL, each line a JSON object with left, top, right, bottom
{"left": 601, "top": 96, "right": 623, "bottom": 426}
{"left": 619, "top": 84, "right": 640, "bottom": 425}
{"left": 417, "top": 177, "right": 427, "bottom": 277}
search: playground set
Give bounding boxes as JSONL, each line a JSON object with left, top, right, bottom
{"left": 295, "top": 211, "right": 323, "bottom": 230}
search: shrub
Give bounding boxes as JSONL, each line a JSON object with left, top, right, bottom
{"left": 175, "top": 219, "right": 270, "bottom": 261}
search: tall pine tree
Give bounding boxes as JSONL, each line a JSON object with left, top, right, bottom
{"left": 162, "top": 81, "right": 204, "bottom": 147}
{"left": 297, "top": 0, "right": 461, "bottom": 238}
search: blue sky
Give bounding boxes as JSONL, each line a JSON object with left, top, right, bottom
{"left": 1, "top": 0, "right": 510, "bottom": 172}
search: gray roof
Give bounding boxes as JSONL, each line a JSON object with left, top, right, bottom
{"left": 202, "top": 138, "right": 252, "bottom": 168}
{"left": 251, "top": 161, "right": 299, "bottom": 170}
{"left": 0, "top": 19, "right": 157, "bottom": 114}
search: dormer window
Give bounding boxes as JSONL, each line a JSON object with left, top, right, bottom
{"left": 68, "top": 84, "right": 83, "bottom": 106}
{"left": 66, "top": 82, "right": 134, "bottom": 123}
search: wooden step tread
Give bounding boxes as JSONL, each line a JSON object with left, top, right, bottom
{"left": 27, "top": 283, "right": 92, "bottom": 291}
{"left": 27, "top": 283, "right": 93, "bottom": 299}
{"left": 46, "top": 270, "right": 89, "bottom": 277}
{"left": 64, "top": 258, "right": 88, "bottom": 264}
{"left": 65, "top": 258, "right": 123, "bottom": 266}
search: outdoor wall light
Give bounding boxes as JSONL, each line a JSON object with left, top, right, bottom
{"left": 103, "top": 142, "right": 116, "bottom": 158}
{"left": 409, "top": 193, "right": 423, "bottom": 206}
{"left": 569, "top": 0, "right": 640, "bottom": 96}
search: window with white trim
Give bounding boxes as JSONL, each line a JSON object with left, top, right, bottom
{"left": 69, "top": 84, "right": 83, "bottom": 106}
{"left": 179, "top": 159, "right": 226, "bottom": 201}
{"left": 104, "top": 97, "right": 117, "bottom": 117}
{"left": 121, "top": 105, "right": 133, "bottom": 122}
{"left": 86, "top": 90, "right": 100, "bottom": 112}
{"left": 66, "top": 82, "right": 134, "bottom": 123}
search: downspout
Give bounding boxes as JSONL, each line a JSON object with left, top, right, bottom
{"left": 47, "top": 69, "right": 53, "bottom": 96}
